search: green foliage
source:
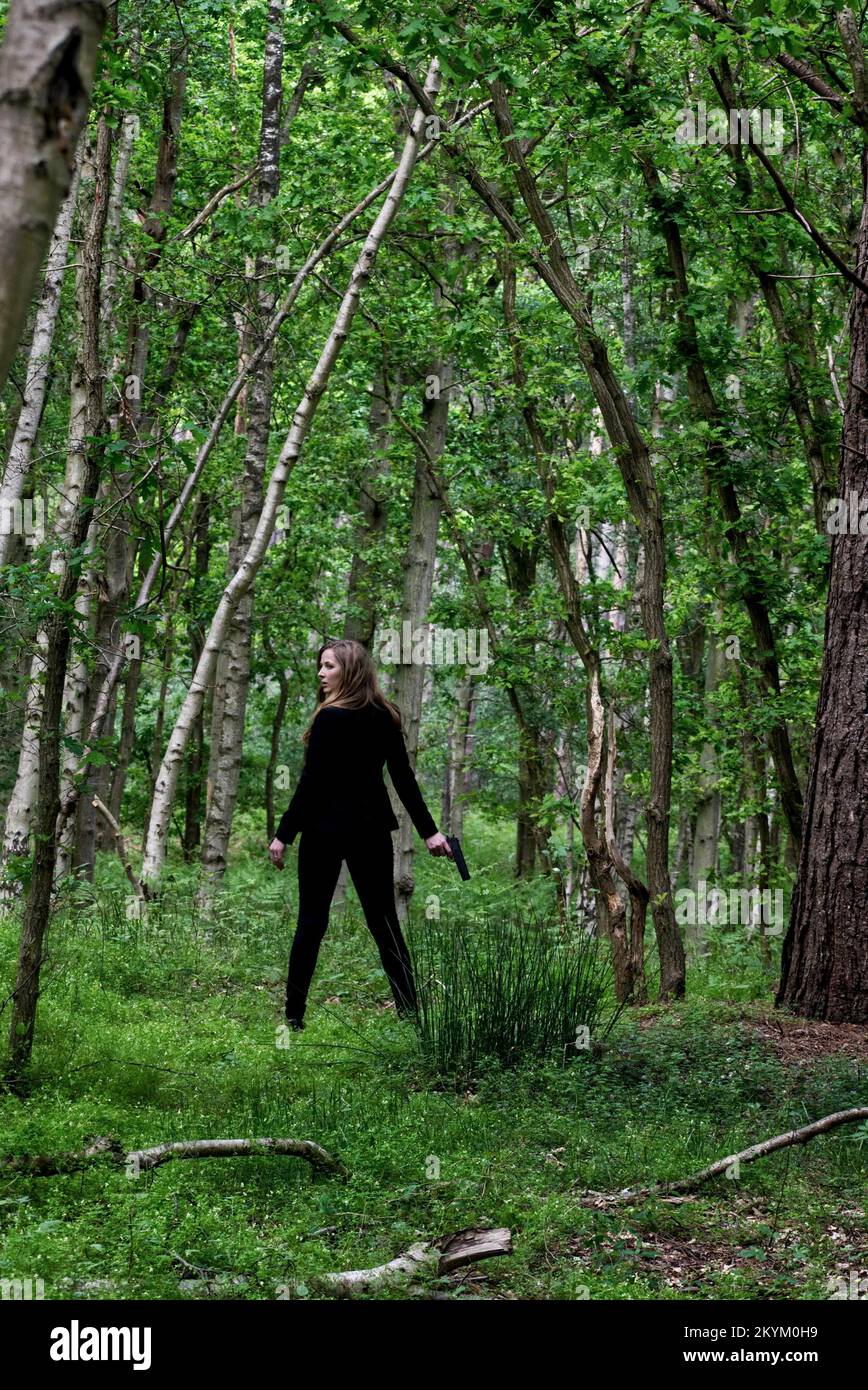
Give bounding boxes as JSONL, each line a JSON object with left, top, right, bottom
{"left": 409, "top": 906, "right": 619, "bottom": 1080}
{"left": 0, "top": 861, "right": 864, "bottom": 1301}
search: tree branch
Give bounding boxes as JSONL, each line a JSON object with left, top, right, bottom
{"left": 577, "top": 1107, "right": 868, "bottom": 1204}
{"left": 0, "top": 1134, "right": 349, "bottom": 1179}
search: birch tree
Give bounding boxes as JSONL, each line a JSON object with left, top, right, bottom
{"left": 200, "top": 0, "right": 287, "bottom": 895}
{"left": 0, "top": 0, "right": 108, "bottom": 394}
{"left": 6, "top": 108, "right": 112, "bottom": 1076}
{"left": 0, "top": 157, "right": 81, "bottom": 569}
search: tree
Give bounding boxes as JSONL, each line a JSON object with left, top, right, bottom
{"left": 0, "top": 0, "right": 108, "bottom": 393}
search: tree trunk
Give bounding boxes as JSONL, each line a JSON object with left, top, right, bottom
{"left": 6, "top": 107, "right": 111, "bottom": 1077}
{"left": 0, "top": 0, "right": 108, "bottom": 395}
{"left": 200, "top": 2, "right": 285, "bottom": 896}
{"left": 1, "top": 136, "right": 103, "bottom": 902}
{"left": 55, "top": 534, "right": 95, "bottom": 882}
{"left": 391, "top": 359, "right": 449, "bottom": 920}
{"left": 776, "top": 145, "right": 868, "bottom": 1024}
{"left": 345, "top": 361, "right": 398, "bottom": 646}
{"left": 689, "top": 625, "right": 726, "bottom": 955}
{"left": 182, "top": 494, "right": 212, "bottom": 859}
{"left": 78, "top": 39, "right": 188, "bottom": 874}
{"left": 0, "top": 155, "right": 81, "bottom": 568}
{"left": 441, "top": 671, "right": 476, "bottom": 841}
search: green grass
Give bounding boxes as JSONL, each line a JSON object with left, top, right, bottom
{"left": 411, "top": 907, "right": 620, "bottom": 1080}
{"left": 0, "top": 819, "right": 866, "bottom": 1301}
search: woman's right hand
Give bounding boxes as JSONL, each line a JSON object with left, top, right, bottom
{"left": 269, "top": 837, "right": 286, "bottom": 870}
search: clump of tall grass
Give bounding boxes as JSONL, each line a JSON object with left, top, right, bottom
{"left": 408, "top": 907, "right": 619, "bottom": 1080}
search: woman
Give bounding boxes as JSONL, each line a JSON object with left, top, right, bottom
{"left": 269, "top": 637, "right": 453, "bottom": 1029}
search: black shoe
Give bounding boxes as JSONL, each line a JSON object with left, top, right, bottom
{"left": 284, "top": 1015, "right": 304, "bottom": 1031}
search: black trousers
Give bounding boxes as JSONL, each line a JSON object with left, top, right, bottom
{"left": 285, "top": 827, "right": 417, "bottom": 1021}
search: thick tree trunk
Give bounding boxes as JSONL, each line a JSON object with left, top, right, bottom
{"left": 776, "top": 146, "right": 868, "bottom": 1023}
{"left": 0, "top": 0, "right": 108, "bottom": 395}
{"left": 6, "top": 108, "right": 110, "bottom": 1076}
{"left": 1, "top": 138, "right": 102, "bottom": 901}
{"left": 0, "top": 156, "right": 81, "bottom": 569}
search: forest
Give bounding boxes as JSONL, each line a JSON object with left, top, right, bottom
{"left": 0, "top": 0, "right": 866, "bottom": 1315}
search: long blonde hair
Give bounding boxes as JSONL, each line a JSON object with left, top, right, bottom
{"left": 301, "top": 637, "right": 401, "bottom": 745}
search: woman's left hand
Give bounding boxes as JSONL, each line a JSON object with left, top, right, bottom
{"left": 425, "top": 831, "right": 453, "bottom": 857}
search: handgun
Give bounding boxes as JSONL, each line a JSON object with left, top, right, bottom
{"left": 446, "top": 835, "right": 470, "bottom": 881}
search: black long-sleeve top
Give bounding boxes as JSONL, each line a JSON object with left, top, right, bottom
{"left": 274, "top": 701, "right": 438, "bottom": 846}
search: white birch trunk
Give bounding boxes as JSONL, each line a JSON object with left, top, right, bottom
{"left": 0, "top": 0, "right": 107, "bottom": 394}
{"left": 201, "top": 1, "right": 286, "bottom": 894}
{"left": 0, "top": 256, "right": 92, "bottom": 891}
{"left": 0, "top": 157, "right": 81, "bottom": 568}
{"left": 55, "top": 568, "right": 93, "bottom": 879}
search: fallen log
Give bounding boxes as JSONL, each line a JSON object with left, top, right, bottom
{"left": 311, "top": 1226, "right": 513, "bottom": 1296}
{"left": 0, "top": 1135, "right": 124, "bottom": 1176}
{"left": 576, "top": 1107, "right": 868, "bottom": 1206}
{"left": 1, "top": 1135, "right": 348, "bottom": 1179}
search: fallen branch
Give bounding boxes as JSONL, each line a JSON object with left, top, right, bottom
{"left": 127, "top": 1137, "right": 347, "bottom": 1178}
{"left": 1, "top": 1135, "right": 348, "bottom": 1179}
{"left": 0, "top": 1135, "right": 125, "bottom": 1176}
{"left": 575, "top": 1107, "right": 868, "bottom": 1206}
{"left": 91, "top": 796, "right": 146, "bottom": 900}
{"left": 318, "top": 1242, "right": 438, "bottom": 1294}
{"left": 314, "top": 1226, "right": 512, "bottom": 1296}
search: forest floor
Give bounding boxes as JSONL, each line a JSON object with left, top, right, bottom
{"left": 1, "top": 823, "right": 866, "bottom": 1302}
